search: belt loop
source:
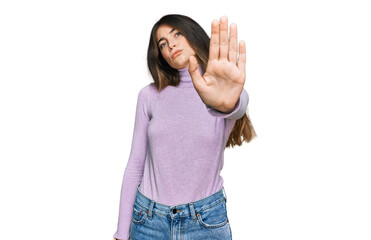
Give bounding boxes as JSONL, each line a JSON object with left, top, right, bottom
{"left": 222, "top": 186, "right": 227, "bottom": 203}
{"left": 188, "top": 202, "right": 197, "bottom": 221}
{"left": 148, "top": 200, "right": 154, "bottom": 219}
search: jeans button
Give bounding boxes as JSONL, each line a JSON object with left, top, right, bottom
{"left": 172, "top": 208, "right": 177, "bottom": 214}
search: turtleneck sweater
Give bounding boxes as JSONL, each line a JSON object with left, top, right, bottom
{"left": 113, "top": 64, "right": 249, "bottom": 240}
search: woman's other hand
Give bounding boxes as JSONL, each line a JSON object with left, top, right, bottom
{"left": 188, "top": 16, "right": 246, "bottom": 113}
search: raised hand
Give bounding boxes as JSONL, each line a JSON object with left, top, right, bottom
{"left": 188, "top": 16, "right": 246, "bottom": 113}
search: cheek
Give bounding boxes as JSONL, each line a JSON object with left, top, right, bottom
{"left": 185, "top": 48, "right": 195, "bottom": 56}
{"left": 184, "top": 43, "right": 195, "bottom": 54}
{"left": 160, "top": 50, "right": 170, "bottom": 60}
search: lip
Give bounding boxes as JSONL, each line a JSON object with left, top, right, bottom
{"left": 171, "top": 50, "right": 182, "bottom": 58}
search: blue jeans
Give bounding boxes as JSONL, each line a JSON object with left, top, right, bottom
{"left": 129, "top": 183, "right": 233, "bottom": 240}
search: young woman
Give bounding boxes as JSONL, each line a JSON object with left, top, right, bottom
{"left": 113, "top": 14, "right": 256, "bottom": 240}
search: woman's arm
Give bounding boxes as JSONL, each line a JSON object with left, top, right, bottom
{"left": 113, "top": 86, "right": 152, "bottom": 240}
{"left": 205, "top": 88, "right": 249, "bottom": 120}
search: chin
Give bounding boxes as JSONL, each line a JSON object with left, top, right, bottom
{"left": 170, "top": 56, "right": 189, "bottom": 68}
{"left": 174, "top": 61, "right": 189, "bottom": 69}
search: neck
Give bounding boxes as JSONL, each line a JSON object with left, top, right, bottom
{"left": 177, "top": 64, "right": 203, "bottom": 87}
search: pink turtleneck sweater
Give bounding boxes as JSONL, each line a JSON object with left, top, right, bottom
{"left": 113, "top": 65, "right": 249, "bottom": 240}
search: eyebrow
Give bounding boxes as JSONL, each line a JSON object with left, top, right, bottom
{"left": 157, "top": 28, "right": 175, "bottom": 46}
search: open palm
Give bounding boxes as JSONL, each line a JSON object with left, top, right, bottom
{"left": 188, "top": 16, "right": 246, "bottom": 113}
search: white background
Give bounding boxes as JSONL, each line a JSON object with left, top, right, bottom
{"left": 1, "top": 0, "right": 370, "bottom": 239}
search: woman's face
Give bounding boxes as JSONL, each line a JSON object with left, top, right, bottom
{"left": 156, "top": 24, "right": 196, "bottom": 69}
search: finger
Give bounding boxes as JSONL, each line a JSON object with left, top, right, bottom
{"left": 188, "top": 55, "right": 206, "bottom": 89}
{"left": 209, "top": 19, "right": 219, "bottom": 61}
{"left": 228, "top": 23, "right": 238, "bottom": 64}
{"left": 237, "top": 40, "right": 246, "bottom": 76}
{"left": 219, "top": 16, "right": 229, "bottom": 60}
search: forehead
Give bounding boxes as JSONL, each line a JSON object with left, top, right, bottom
{"left": 156, "top": 25, "right": 175, "bottom": 41}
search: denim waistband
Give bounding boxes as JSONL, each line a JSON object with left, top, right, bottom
{"left": 134, "top": 183, "right": 228, "bottom": 220}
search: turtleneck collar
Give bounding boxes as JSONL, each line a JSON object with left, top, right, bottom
{"left": 177, "top": 64, "right": 203, "bottom": 88}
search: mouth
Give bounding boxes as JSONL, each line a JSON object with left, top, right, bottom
{"left": 171, "top": 50, "right": 183, "bottom": 58}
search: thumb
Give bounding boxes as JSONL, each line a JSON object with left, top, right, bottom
{"left": 188, "top": 55, "right": 205, "bottom": 89}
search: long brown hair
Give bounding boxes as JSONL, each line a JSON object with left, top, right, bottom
{"left": 147, "top": 14, "right": 257, "bottom": 147}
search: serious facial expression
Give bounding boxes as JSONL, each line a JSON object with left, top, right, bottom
{"left": 156, "top": 24, "right": 196, "bottom": 69}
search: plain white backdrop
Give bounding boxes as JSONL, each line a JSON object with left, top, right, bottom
{"left": 0, "top": 0, "right": 370, "bottom": 239}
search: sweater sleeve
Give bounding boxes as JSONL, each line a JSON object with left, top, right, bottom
{"left": 113, "top": 86, "right": 151, "bottom": 240}
{"left": 205, "top": 88, "right": 249, "bottom": 120}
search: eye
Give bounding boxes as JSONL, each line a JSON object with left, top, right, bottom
{"left": 159, "top": 42, "right": 167, "bottom": 49}
{"left": 175, "top": 31, "right": 181, "bottom": 37}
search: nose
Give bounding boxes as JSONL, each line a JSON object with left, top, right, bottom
{"left": 168, "top": 41, "right": 176, "bottom": 51}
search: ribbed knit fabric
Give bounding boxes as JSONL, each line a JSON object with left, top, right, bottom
{"left": 113, "top": 64, "right": 249, "bottom": 240}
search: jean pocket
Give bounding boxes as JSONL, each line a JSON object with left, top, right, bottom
{"left": 197, "top": 198, "right": 229, "bottom": 229}
{"left": 131, "top": 201, "right": 148, "bottom": 225}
